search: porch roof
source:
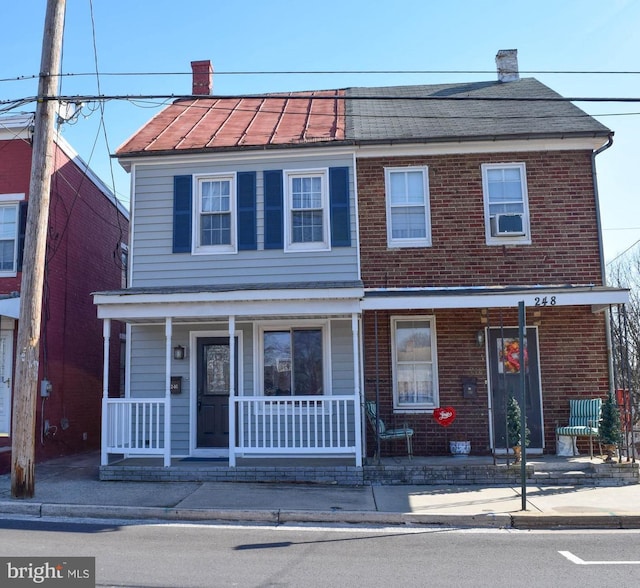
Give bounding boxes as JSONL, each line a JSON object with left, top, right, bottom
{"left": 93, "top": 280, "right": 364, "bottom": 322}
{"left": 0, "top": 295, "right": 20, "bottom": 319}
{"left": 361, "top": 284, "right": 629, "bottom": 312}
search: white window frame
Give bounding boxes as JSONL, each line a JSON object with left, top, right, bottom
{"left": 256, "top": 320, "right": 331, "bottom": 397}
{"left": 482, "top": 162, "right": 531, "bottom": 245}
{"left": 284, "top": 169, "right": 330, "bottom": 252}
{"left": 0, "top": 193, "right": 25, "bottom": 277}
{"left": 391, "top": 315, "right": 439, "bottom": 412}
{"left": 193, "top": 173, "right": 237, "bottom": 254}
{"left": 384, "top": 166, "right": 431, "bottom": 248}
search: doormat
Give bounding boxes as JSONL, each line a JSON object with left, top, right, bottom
{"left": 181, "top": 457, "right": 228, "bottom": 462}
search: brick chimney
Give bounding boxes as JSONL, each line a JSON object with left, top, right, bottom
{"left": 495, "top": 49, "right": 519, "bottom": 83}
{"left": 191, "top": 60, "right": 213, "bottom": 95}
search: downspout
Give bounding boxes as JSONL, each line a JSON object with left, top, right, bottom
{"left": 592, "top": 132, "right": 614, "bottom": 285}
{"left": 592, "top": 133, "right": 616, "bottom": 395}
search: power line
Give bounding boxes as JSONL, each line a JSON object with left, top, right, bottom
{"left": 3, "top": 68, "right": 640, "bottom": 83}
{"left": 4, "top": 93, "right": 640, "bottom": 105}
{"left": 607, "top": 239, "right": 640, "bottom": 266}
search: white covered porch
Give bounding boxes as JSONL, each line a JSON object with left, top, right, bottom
{"left": 94, "top": 282, "right": 365, "bottom": 468}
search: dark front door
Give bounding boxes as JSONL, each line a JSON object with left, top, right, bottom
{"left": 488, "top": 327, "right": 543, "bottom": 451}
{"left": 196, "top": 337, "right": 237, "bottom": 448}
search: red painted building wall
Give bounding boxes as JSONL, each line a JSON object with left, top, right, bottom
{"left": 0, "top": 136, "right": 128, "bottom": 472}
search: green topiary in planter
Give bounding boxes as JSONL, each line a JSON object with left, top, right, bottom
{"left": 506, "top": 395, "right": 530, "bottom": 462}
{"left": 599, "top": 392, "right": 622, "bottom": 461}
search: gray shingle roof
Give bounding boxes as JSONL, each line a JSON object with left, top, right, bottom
{"left": 345, "top": 78, "right": 610, "bottom": 143}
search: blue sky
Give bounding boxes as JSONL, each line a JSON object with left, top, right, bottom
{"left": 1, "top": 0, "right": 639, "bottom": 265}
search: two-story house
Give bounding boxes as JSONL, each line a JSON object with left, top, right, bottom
{"left": 0, "top": 114, "right": 129, "bottom": 474}
{"left": 95, "top": 51, "right": 628, "bottom": 477}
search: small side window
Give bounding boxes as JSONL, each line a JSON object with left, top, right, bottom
{"left": 0, "top": 194, "right": 24, "bottom": 276}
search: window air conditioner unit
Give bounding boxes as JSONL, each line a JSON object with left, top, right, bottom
{"left": 490, "top": 213, "right": 525, "bottom": 236}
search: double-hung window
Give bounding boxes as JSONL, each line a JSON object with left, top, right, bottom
{"left": 195, "top": 175, "right": 236, "bottom": 253}
{"left": 385, "top": 167, "right": 431, "bottom": 248}
{"left": 392, "top": 316, "right": 438, "bottom": 411}
{"left": 285, "top": 170, "right": 329, "bottom": 251}
{"left": 262, "top": 326, "right": 325, "bottom": 396}
{"left": 0, "top": 196, "right": 22, "bottom": 275}
{"left": 482, "top": 163, "right": 531, "bottom": 245}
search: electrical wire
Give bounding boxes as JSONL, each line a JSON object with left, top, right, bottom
{"left": 2, "top": 68, "right": 640, "bottom": 84}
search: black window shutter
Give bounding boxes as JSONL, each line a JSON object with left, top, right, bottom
{"left": 264, "top": 170, "right": 284, "bottom": 249}
{"left": 16, "top": 201, "right": 28, "bottom": 271}
{"left": 173, "top": 175, "right": 193, "bottom": 253}
{"left": 329, "top": 167, "right": 351, "bottom": 247}
{"left": 237, "top": 171, "right": 257, "bottom": 250}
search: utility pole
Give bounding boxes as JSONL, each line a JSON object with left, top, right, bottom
{"left": 11, "top": 0, "right": 66, "bottom": 498}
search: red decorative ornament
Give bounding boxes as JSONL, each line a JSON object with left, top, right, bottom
{"left": 434, "top": 406, "right": 457, "bottom": 427}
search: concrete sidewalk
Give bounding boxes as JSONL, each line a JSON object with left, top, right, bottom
{"left": 1, "top": 453, "right": 639, "bottom": 529}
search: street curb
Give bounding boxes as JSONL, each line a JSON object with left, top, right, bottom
{"left": 40, "top": 504, "right": 281, "bottom": 524}
{"left": 0, "top": 502, "right": 510, "bottom": 528}
{"left": 278, "top": 510, "right": 511, "bottom": 528}
{"left": 0, "top": 501, "right": 43, "bottom": 517}
{"left": 2, "top": 501, "right": 640, "bottom": 529}
{"left": 511, "top": 514, "right": 640, "bottom": 530}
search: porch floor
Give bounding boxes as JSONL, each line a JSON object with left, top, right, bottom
{"left": 99, "top": 453, "right": 639, "bottom": 487}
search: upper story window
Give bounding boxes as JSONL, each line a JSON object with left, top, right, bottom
{"left": 0, "top": 194, "right": 24, "bottom": 276}
{"left": 482, "top": 163, "right": 531, "bottom": 245}
{"left": 285, "top": 170, "right": 330, "bottom": 252}
{"left": 392, "top": 316, "right": 438, "bottom": 411}
{"left": 384, "top": 167, "right": 431, "bottom": 248}
{"left": 195, "top": 175, "right": 236, "bottom": 254}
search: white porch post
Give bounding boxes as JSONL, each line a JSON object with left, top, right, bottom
{"left": 100, "top": 319, "right": 111, "bottom": 466}
{"left": 164, "top": 318, "right": 173, "bottom": 467}
{"left": 352, "top": 313, "right": 363, "bottom": 466}
{"left": 228, "top": 315, "right": 236, "bottom": 467}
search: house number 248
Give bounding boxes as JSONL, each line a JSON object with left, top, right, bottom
{"left": 534, "top": 296, "right": 556, "bottom": 306}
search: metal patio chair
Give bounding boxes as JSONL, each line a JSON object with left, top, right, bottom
{"left": 555, "top": 398, "right": 603, "bottom": 459}
{"left": 365, "top": 400, "right": 414, "bottom": 459}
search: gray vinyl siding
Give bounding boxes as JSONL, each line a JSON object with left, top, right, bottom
{"left": 130, "top": 154, "right": 358, "bottom": 288}
{"left": 330, "top": 319, "right": 356, "bottom": 395}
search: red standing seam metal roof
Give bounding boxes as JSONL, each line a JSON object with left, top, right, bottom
{"left": 117, "top": 89, "right": 345, "bottom": 155}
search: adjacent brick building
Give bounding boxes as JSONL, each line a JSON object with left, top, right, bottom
{"left": 0, "top": 114, "right": 129, "bottom": 473}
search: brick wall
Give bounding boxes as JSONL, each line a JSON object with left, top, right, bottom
{"left": 363, "top": 306, "right": 609, "bottom": 457}
{"left": 357, "top": 150, "right": 603, "bottom": 287}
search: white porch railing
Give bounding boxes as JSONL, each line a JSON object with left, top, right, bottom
{"left": 235, "top": 395, "right": 359, "bottom": 456}
{"left": 102, "top": 398, "right": 168, "bottom": 462}
{"left": 102, "top": 395, "right": 361, "bottom": 466}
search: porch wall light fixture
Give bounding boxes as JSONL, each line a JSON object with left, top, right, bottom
{"left": 475, "top": 329, "right": 485, "bottom": 347}
{"left": 173, "top": 345, "right": 185, "bottom": 360}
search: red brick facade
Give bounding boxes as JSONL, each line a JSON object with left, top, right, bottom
{"left": 358, "top": 150, "right": 609, "bottom": 456}
{"left": 357, "top": 151, "right": 603, "bottom": 288}
{"left": 0, "top": 137, "right": 128, "bottom": 472}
